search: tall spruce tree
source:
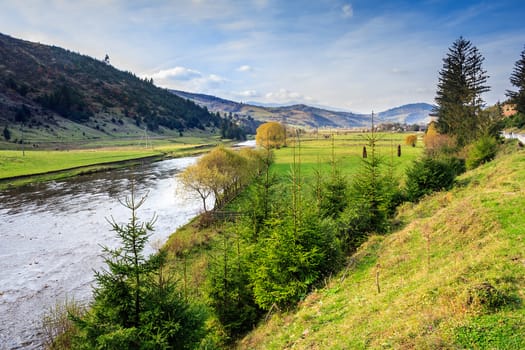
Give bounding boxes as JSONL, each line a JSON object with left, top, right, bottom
{"left": 506, "top": 45, "right": 525, "bottom": 115}
{"left": 434, "top": 37, "right": 490, "bottom": 146}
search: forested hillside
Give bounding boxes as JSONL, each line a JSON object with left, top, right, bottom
{"left": 0, "top": 33, "right": 220, "bottom": 143}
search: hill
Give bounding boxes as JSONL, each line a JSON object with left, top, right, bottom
{"left": 239, "top": 145, "right": 525, "bottom": 349}
{"left": 0, "top": 33, "right": 220, "bottom": 146}
{"left": 171, "top": 90, "right": 434, "bottom": 129}
{"left": 378, "top": 102, "right": 434, "bottom": 125}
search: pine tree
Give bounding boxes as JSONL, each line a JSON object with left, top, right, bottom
{"left": 434, "top": 37, "right": 490, "bottom": 146}
{"left": 73, "top": 186, "right": 205, "bottom": 349}
{"left": 506, "top": 45, "right": 525, "bottom": 115}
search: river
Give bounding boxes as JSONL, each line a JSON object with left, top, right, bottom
{"left": 0, "top": 155, "right": 210, "bottom": 349}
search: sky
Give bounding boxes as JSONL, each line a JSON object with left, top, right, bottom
{"left": 1, "top": 0, "right": 524, "bottom": 113}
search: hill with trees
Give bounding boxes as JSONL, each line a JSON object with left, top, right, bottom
{"left": 0, "top": 33, "right": 221, "bottom": 145}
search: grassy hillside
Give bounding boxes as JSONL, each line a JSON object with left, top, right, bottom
{"left": 238, "top": 145, "right": 525, "bottom": 349}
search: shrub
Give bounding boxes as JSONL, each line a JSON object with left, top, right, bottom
{"left": 405, "top": 156, "right": 461, "bottom": 202}
{"left": 250, "top": 212, "right": 341, "bottom": 310}
{"left": 2, "top": 126, "right": 10, "bottom": 141}
{"left": 207, "top": 234, "right": 262, "bottom": 337}
{"left": 466, "top": 135, "right": 498, "bottom": 169}
{"left": 423, "top": 122, "right": 457, "bottom": 156}
{"left": 41, "top": 298, "right": 85, "bottom": 350}
{"left": 319, "top": 171, "right": 348, "bottom": 219}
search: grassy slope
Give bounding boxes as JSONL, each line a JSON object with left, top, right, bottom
{"left": 238, "top": 146, "right": 525, "bottom": 349}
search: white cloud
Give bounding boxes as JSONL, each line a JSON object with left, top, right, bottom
{"left": 207, "top": 74, "right": 227, "bottom": 85}
{"left": 264, "top": 88, "right": 313, "bottom": 103}
{"left": 237, "top": 65, "right": 253, "bottom": 72}
{"left": 151, "top": 66, "right": 202, "bottom": 81}
{"left": 342, "top": 4, "right": 353, "bottom": 18}
{"left": 238, "top": 90, "right": 260, "bottom": 97}
{"left": 148, "top": 66, "right": 227, "bottom": 93}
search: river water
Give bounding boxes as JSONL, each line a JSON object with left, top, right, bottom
{"left": 0, "top": 156, "right": 209, "bottom": 349}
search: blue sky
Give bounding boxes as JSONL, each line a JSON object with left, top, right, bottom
{"left": 1, "top": 0, "right": 524, "bottom": 113}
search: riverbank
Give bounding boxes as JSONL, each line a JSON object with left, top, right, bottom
{"left": 0, "top": 143, "right": 219, "bottom": 190}
{"left": 0, "top": 155, "right": 208, "bottom": 349}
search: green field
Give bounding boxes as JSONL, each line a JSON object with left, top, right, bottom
{"left": 0, "top": 133, "right": 226, "bottom": 188}
{"left": 0, "top": 148, "right": 160, "bottom": 179}
{"left": 271, "top": 132, "right": 423, "bottom": 181}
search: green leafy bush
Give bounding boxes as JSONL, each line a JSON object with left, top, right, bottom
{"left": 466, "top": 135, "right": 498, "bottom": 169}
{"left": 207, "top": 234, "right": 262, "bottom": 337}
{"left": 405, "top": 156, "right": 462, "bottom": 202}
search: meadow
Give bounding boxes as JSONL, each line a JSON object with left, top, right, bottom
{"left": 271, "top": 131, "right": 423, "bottom": 181}
{"left": 0, "top": 133, "right": 224, "bottom": 186}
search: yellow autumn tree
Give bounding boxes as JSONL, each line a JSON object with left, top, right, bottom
{"left": 179, "top": 146, "right": 266, "bottom": 212}
{"left": 255, "top": 122, "right": 286, "bottom": 149}
{"left": 405, "top": 134, "right": 418, "bottom": 147}
{"left": 423, "top": 121, "right": 456, "bottom": 156}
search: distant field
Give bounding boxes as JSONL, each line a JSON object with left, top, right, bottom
{"left": 0, "top": 138, "right": 225, "bottom": 184}
{"left": 0, "top": 148, "right": 161, "bottom": 180}
{"left": 271, "top": 132, "right": 423, "bottom": 182}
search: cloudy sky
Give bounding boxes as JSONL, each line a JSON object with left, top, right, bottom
{"left": 1, "top": 0, "right": 524, "bottom": 113}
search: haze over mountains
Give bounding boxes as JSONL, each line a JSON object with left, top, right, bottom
{"left": 172, "top": 90, "right": 434, "bottom": 129}
{"left": 0, "top": 32, "right": 433, "bottom": 143}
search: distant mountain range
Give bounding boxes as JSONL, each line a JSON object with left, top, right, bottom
{"left": 171, "top": 90, "right": 435, "bottom": 128}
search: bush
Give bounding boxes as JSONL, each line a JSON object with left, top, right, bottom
{"left": 250, "top": 212, "right": 341, "bottom": 310}
{"left": 2, "top": 126, "right": 10, "bottom": 141}
{"left": 41, "top": 298, "right": 85, "bottom": 350}
{"left": 405, "top": 156, "right": 462, "bottom": 202}
{"left": 466, "top": 135, "right": 498, "bottom": 169}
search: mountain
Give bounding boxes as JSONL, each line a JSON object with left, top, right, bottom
{"left": 377, "top": 103, "right": 434, "bottom": 125}
{"left": 0, "top": 33, "right": 220, "bottom": 143}
{"left": 172, "top": 90, "right": 434, "bottom": 128}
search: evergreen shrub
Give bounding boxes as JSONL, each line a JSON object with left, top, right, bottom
{"left": 466, "top": 136, "right": 498, "bottom": 169}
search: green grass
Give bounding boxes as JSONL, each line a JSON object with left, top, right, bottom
{"left": 237, "top": 145, "right": 525, "bottom": 349}
{"left": 0, "top": 148, "right": 160, "bottom": 179}
{"left": 271, "top": 132, "right": 423, "bottom": 181}
{"left": 0, "top": 134, "right": 223, "bottom": 188}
